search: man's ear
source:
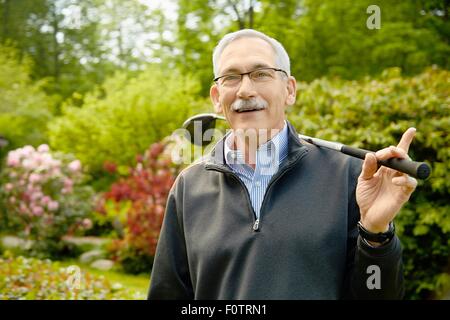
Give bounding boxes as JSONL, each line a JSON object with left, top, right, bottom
{"left": 285, "top": 76, "right": 297, "bottom": 106}
{"left": 210, "top": 84, "right": 223, "bottom": 114}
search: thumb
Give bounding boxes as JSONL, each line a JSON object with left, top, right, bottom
{"left": 359, "top": 153, "right": 378, "bottom": 180}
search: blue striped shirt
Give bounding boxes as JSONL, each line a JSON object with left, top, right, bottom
{"left": 224, "top": 121, "right": 289, "bottom": 219}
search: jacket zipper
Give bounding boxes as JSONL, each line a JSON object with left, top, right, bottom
{"left": 255, "top": 157, "right": 305, "bottom": 230}
{"left": 225, "top": 173, "right": 260, "bottom": 230}
{"left": 207, "top": 152, "right": 306, "bottom": 232}
{"left": 253, "top": 219, "right": 260, "bottom": 231}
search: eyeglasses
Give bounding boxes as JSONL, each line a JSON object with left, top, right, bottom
{"left": 213, "top": 67, "right": 288, "bottom": 87}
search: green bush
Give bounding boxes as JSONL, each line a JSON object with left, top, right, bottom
{"left": 289, "top": 67, "right": 449, "bottom": 299}
{"left": 0, "top": 45, "right": 55, "bottom": 160}
{"left": 0, "top": 252, "right": 141, "bottom": 299}
{"left": 48, "top": 65, "right": 209, "bottom": 175}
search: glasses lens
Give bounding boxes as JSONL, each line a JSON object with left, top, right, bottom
{"left": 250, "top": 68, "right": 276, "bottom": 81}
{"left": 220, "top": 74, "right": 241, "bottom": 86}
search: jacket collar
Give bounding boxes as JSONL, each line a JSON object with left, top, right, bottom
{"left": 205, "top": 120, "right": 308, "bottom": 171}
{"left": 224, "top": 120, "right": 289, "bottom": 168}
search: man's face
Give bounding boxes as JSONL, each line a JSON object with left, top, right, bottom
{"left": 210, "top": 37, "right": 296, "bottom": 134}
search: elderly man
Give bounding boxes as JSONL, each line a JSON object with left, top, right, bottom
{"left": 148, "top": 29, "right": 417, "bottom": 299}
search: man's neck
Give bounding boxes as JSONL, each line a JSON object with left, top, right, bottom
{"left": 231, "top": 121, "right": 286, "bottom": 169}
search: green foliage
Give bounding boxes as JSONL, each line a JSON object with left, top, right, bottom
{"left": 174, "top": 0, "right": 225, "bottom": 95}
{"left": 110, "top": 246, "right": 154, "bottom": 276}
{"left": 0, "top": 0, "right": 147, "bottom": 99}
{"left": 289, "top": 67, "right": 450, "bottom": 299}
{"left": 0, "top": 252, "right": 142, "bottom": 299}
{"left": 256, "top": 0, "right": 450, "bottom": 81}
{"left": 0, "top": 45, "right": 55, "bottom": 157}
{"left": 1, "top": 0, "right": 448, "bottom": 98}
{"left": 48, "top": 65, "right": 209, "bottom": 174}
{"left": 173, "top": 0, "right": 449, "bottom": 88}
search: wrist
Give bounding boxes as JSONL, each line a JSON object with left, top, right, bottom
{"left": 359, "top": 219, "right": 390, "bottom": 233}
{"left": 357, "top": 220, "right": 395, "bottom": 244}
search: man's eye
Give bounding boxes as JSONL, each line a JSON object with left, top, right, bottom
{"left": 252, "top": 71, "right": 271, "bottom": 78}
{"left": 223, "top": 75, "right": 241, "bottom": 82}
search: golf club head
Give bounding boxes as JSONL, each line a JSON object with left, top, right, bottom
{"left": 182, "top": 113, "right": 226, "bottom": 146}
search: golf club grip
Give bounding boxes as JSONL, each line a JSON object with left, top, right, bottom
{"left": 341, "top": 145, "right": 431, "bottom": 180}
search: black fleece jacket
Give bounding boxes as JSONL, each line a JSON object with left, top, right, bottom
{"left": 148, "top": 121, "right": 404, "bottom": 299}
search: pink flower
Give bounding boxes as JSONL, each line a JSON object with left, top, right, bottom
{"left": 47, "top": 158, "right": 61, "bottom": 170}
{"left": 22, "top": 159, "right": 37, "bottom": 170}
{"left": 41, "top": 153, "right": 53, "bottom": 165}
{"left": 30, "top": 191, "right": 43, "bottom": 201}
{"left": 9, "top": 196, "right": 16, "bottom": 204}
{"left": 41, "top": 196, "right": 51, "bottom": 205}
{"left": 32, "top": 206, "right": 44, "bottom": 216}
{"left": 32, "top": 153, "right": 44, "bottom": 166}
{"left": 82, "top": 218, "right": 93, "bottom": 229}
{"left": 50, "top": 168, "right": 62, "bottom": 177}
{"left": 5, "top": 183, "right": 13, "bottom": 191}
{"left": 62, "top": 178, "right": 73, "bottom": 194}
{"left": 68, "top": 160, "right": 81, "bottom": 172}
{"left": 19, "top": 203, "right": 29, "bottom": 214}
{"left": 26, "top": 184, "right": 36, "bottom": 193}
{"left": 37, "top": 144, "right": 50, "bottom": 153}
{"left": 7, "top": 153, "right": 20, "bottom": 167}
{"left": 29, "top": 173, "right": 41, "bottom": 183}
{"left": 48, "top": 201, "right": 59, "bottom": 211}
{"left": 21, "top": 146, "right": 35, "bottom": 157}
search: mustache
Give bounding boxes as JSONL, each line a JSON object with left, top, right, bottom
{"left": 231, "top": 98, "right": 268, "bottom": 112}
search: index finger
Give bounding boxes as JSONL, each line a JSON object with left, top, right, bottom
{"left": 397, "top": 127, "right": 416, "bottom": 153}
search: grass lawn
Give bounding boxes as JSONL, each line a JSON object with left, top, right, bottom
{"left": 58, "top": 259, "right": 150, "bottom": 299}
{"left": 0, "top": 234, "right": 151, "bottom": 299}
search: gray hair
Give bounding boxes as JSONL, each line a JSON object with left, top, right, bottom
{"left": 212, "top": 29, "right": 291, "bottom": 78}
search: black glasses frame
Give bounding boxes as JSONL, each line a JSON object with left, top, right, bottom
{"left": 213, "top": 67, "right": 288, "bottom": 83}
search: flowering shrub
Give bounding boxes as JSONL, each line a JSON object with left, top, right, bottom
{"left": 0, "top": 145, "right": 94, "bottom": 258}
{"left": 96, "top": 140, "right": 181, "bottom": 274}
{"left": 0, "top": 253, "right": 142, "bottom": 299}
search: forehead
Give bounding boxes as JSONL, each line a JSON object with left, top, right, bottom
{"left": 218, "top": 37, "right": 276, "bottom": 74}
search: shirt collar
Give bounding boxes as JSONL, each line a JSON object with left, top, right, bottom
{"left": 224, "top": 120, "right": 289, "bottom": 169}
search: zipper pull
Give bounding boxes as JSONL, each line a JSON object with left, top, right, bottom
{"left": 253, "top": 219, "right": 260, "bottom": 231}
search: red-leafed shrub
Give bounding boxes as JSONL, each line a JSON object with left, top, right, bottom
{"left": 96, "top": 140, "right": 182, "bottom": 274}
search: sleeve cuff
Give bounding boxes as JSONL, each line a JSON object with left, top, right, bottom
{"left": 358, "top": 234, "right": 401, "bottom": 257}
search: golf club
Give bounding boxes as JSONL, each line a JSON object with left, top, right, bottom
{"left": 182, "top": 113, "right": 431, "bottom": 180}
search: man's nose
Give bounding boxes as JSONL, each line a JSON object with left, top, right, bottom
{"left": 236, "top": 74, "right": 257, "bottom": 99}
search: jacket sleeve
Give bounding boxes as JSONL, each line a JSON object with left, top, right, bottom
{"left": 342, "top": 160, "right": 405, "bottom": 300}
{"left": 147, "top": 178, "right": 194, "bottom": 300}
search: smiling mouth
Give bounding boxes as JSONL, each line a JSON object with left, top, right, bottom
{"left": 235, "top": 108, "right": 264, "bottom": 113}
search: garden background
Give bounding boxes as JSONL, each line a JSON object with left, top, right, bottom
{"left": 0, "top": 0, "right": 448, "bottom": 300}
